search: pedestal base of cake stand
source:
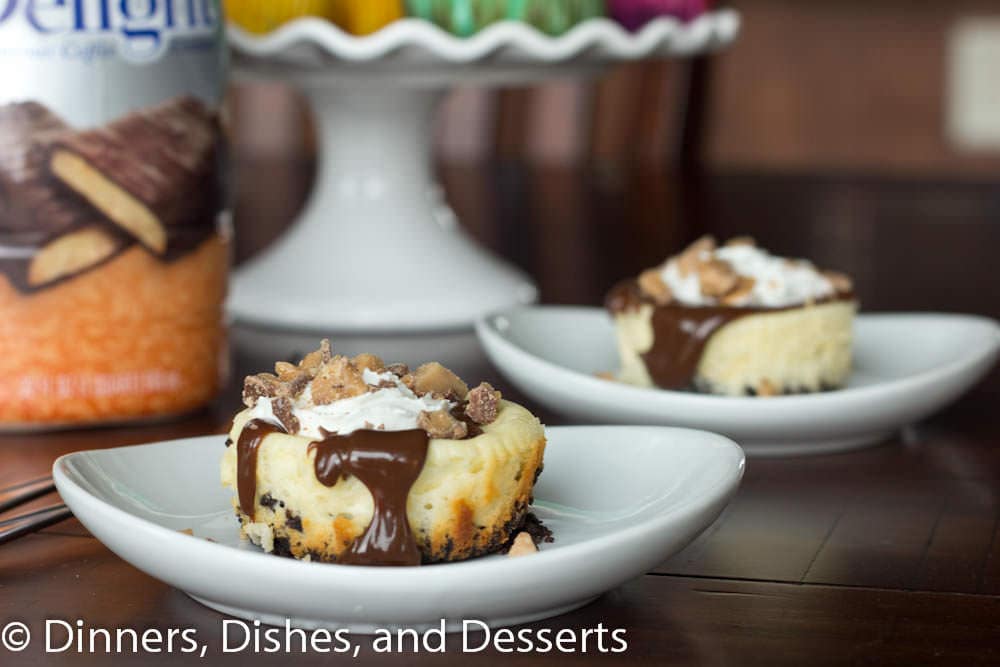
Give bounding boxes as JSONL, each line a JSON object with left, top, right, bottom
{"left": 228, "top": 83, "right": 537, "bottom": 333}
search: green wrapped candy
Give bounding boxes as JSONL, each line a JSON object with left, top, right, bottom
{"left": 407, "top": 0, "right": 605, "bottom": 37}
{"left": 406, "top": 0, "right": 503, "bottom": 37}
{"left": 509, "top": 0, "right": 606, "bottom": 35}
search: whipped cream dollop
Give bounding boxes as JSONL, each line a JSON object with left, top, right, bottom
{"left": 249, "top": 368, "right": 453, "bottom": 439}
{"left": 660, "top": 243, "right": 835, "bottom": 308}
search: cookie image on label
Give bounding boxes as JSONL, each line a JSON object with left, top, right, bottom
{"left": 0, "top": 0, "right": 229, "bottom": 429}
{"left": 0, "top": 102, "right": 128, "bottom": 291}
{"left": 44, "top": 96, "right": 221, "bottom": 255}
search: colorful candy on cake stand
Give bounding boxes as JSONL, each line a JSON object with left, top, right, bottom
{"left": 405, "top": 1, "right": 608, "bottom": 37}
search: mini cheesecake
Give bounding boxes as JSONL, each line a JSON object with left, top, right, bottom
{"left": 220, "top": 341, "right": 547, "bottom": 565}
{"left": 605, "top": 236, "right": 857, "bottom": 396}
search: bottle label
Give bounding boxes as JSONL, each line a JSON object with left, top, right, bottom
{"left": 0, "top": 0, "right": 228, "bottom": 428}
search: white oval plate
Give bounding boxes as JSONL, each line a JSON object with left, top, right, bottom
{"left": 477, "top": 307, "right": 1000, "bottom": 456}
{"left": 228, "top": 11, "right": 740, "bottom": 72}
{"left": 53, "top": 427, "right": 743, "bottom": 632}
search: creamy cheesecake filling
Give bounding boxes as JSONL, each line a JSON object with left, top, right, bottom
{"left": 695, "top": 302, "right": 856, "bottom": 395}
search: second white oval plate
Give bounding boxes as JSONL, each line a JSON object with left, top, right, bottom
{"left": 477, "top": 307, "right": 1000, "bottom": 456}
{"left": 54, "top": 426, "right": 743, "bottom": 632}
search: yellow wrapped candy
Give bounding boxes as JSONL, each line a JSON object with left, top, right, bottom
{"left": 224, "top": 1, "right": 337, "bottom": 34}
{"left": 225, "top": 0, "right": 403, "bottom": 36}
{"left": 337, "top": 0, "right": 405, "bottom": 35}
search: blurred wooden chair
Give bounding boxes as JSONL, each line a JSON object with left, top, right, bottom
{"left": 438, "top": 58, "right": 713, "bottom": 169}
{"left": 230, "top": 58, "right": 714, "bottom": 168}
{"left": 226, "top": 58, "right": 715, "bottom": 266}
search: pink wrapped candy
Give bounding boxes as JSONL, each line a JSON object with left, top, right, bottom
{"left": 609, "top": 0, "right": 711, "bottom": 30}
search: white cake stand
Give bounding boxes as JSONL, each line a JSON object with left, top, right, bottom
{"left": 227, "top": 12, "right": 740, "bottom": 334}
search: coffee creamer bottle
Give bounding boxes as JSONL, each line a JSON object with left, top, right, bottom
{"left": 0, "top": 0, "right": 229, "bottom": 428}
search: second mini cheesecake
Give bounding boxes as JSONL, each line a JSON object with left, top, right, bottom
{"left": 605, "top": 236, "right": 857, "bottom": 396}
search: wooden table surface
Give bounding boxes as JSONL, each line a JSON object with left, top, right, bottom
{"left": 2, "top": 163, "right": 999, "bottom": 666}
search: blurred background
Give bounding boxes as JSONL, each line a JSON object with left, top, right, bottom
{"left": 227, "top": 0, "right": 1000, "bottom": 313}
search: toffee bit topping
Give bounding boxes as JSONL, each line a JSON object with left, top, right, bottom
{"left": 417, "top": 409, "right": 468, "bottom": 440}
{"left": 507, "top": 532, "right": 537, "bottom": 558}
{"left": 629, "top": 235, "right": 854, "bottom": 309}
{"left": 412, "top": 362, "right": 469, "bottom": 401}
{"left": 696, "top": 258, "right": 738, "bottom": 297}
{"left": 241, "top": 340, "right": 500, "bottom": 441}
{"left": 676, "top": 234, "right": 717, "bottom": 277}
{"left": 273, "top": 361, "right": 312, "bottom": 392}
{"left": 310, "top": 356, "right": 367, "bottom": 405}
{"left": 385, "top": 362, "right": 409, "bottom": 376}
{"left": 756, "top": 379, "right": 779, "bottom": 397}
{"left": 465, "top": 382, "right": 501, "bottom": 425}
{"left": 638, "top": 268, "right": 672, "bottom": 305}
{"left": 352, "top": 353, "right": 385, "bottom": 373}
{"left": 244, "top": 340, "right": 337, "bottom": 408}
{"left": 242, "top": 373, "right": 283, "bottom": 408}
{"left": 274, "top": 360, "right": 298, "bottom": 378}
{"left": 725, "top": 235, "right": 756, "bottom": 247}
{"left": 274, "top": 363, "right": 312, "bottom": 397}
{"left": 823, "top": 270, "right": 853, "bottom": 294}
{"left": 299, "top": 339, "right": 332, "bottom": 372}
{"left": 270, "top": 396, "right": 300, "bottom": 433}
{"left": 721, "top": 277, "right": 757, "bottom": 306}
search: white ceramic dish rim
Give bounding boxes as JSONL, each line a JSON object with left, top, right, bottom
{"left": 227, "top": 11, "right": 740, "bottom": 63}
{"left": 477, "top": 306, "right": 1000, "bottom": 413}
{"left": 52, "top": 427, "right": 745, "bottom": 594}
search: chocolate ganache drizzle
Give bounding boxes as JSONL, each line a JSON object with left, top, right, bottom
{"left": 605, "top": 279, "right": 849, "bottom": 390}
{"left": 309, "top": 429, "right": 428, "bottom": 567}
{"left": 236, "top": 419, "right": 429, "bottom": 567}
{"left": 236, "top": 419, "right": 285, "bottom": 518}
